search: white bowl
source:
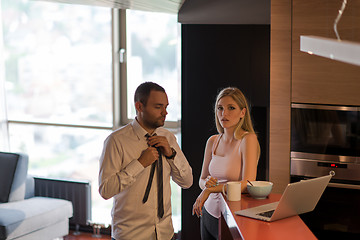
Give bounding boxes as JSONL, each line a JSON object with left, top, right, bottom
{"left": 247, "top": 181, "right": 273, "bottom": 199}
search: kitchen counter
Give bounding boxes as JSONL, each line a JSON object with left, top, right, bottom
{"left": 219, "top": 193, "right": 317, "bottom": 240}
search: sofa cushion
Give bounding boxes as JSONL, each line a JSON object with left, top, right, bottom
{"left": 0, "top": 197, "right": 73, "bottom": 240}
{"left": 24, "top": 176, "right": 35, "bottom": 199}
{"left": 0, "top": 152, "right": 28, "bottom": 203}
{"left": 8, "top": 153, "right": 28, "bottom": 203}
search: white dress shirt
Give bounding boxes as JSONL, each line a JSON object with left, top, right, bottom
{"left": 99, "top": 119, "right": 193, "bottom": 240}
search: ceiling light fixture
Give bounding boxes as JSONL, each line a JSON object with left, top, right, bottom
{"left": 300, "top": 0, "right": 360, "bottom": 66}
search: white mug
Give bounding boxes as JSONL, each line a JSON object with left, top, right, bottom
{"left": 222, "top": 181, "right": 241, "bottom": 201}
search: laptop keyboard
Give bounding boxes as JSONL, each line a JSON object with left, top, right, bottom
{"left": 257, "top": 210, "right": 275, "bottom": 218}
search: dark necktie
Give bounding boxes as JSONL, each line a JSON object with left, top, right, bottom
{"left": 142, "top": 134, "right": 164, "bottom": 218}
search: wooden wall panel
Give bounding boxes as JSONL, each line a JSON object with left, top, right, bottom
{"left": 292, "top": 0, "right": 360, "bottom": 105}
{"left": 270, "top": 0, "right": 292, "bottom": 193}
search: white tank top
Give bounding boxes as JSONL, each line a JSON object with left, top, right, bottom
{"left": 204, "top": 134, "right": 243, "bottom": 218}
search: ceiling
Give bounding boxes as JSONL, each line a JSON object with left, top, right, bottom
{"left": 34, "top": 0, "right": 270, "bottom": 24}
{"left": 35, "top": 0, "right": 186, "bottom": 13}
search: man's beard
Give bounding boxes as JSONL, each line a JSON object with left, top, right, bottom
{"left": 144, "top": 117, "right": 165, "bottom": 129}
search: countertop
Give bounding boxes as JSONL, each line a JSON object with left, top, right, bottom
{"left": 219, "top": 193, "right": 317, "bottom": 240}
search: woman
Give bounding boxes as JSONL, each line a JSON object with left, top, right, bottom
{"left": 192, "top": 87, "right": 260, "bottom": 240}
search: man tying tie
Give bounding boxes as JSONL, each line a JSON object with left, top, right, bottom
{"left": 98, "top": 82, "right": 193, "bottom": 240}
{"left": 143, "top": 133, "right": 164, "bottom": 219}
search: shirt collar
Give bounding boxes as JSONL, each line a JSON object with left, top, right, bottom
{"left": 131, "top": 118, "right": 159, "bottom": 140}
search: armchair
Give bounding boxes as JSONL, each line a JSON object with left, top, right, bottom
{"left": 0, "top": 152, "right": 73, "bottom": 240}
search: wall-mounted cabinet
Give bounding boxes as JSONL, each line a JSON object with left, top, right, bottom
{"left": 292, "top": 0, "right": 360, "bottom": 106}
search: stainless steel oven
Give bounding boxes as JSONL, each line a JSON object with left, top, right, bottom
{"left": 290, "top": 103, "right": 360, "bottom": 239}
{"left": 291, "top": 103, "right": 360, "bottom": 189}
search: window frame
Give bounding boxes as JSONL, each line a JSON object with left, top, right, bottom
{"left": 115, "top": 9, "right": 180, "bottom": 129}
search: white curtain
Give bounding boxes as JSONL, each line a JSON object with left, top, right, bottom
{"left": 0, "top": 2, "right": 9, "bottom": 151}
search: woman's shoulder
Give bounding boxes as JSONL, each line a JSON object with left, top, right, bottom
{"left": 240, "top": 132, "right": 258, "bottom": 144}
{"left": 240, "top": 132, "right": 260, "bottom": 159}
{"left": 206, "top": 134, "right": 221, "bottom": 146}
{"left": 208, "top": 134, "right": 221, "bottom": 142}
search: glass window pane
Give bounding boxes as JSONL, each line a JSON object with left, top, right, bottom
{"left": 126, "top": 11, "right": 182, "bottom": 232}
{"left": 171, "top": 131, "right": 182, "bottom": 233}
{"left": 126, "top": 10, "right": 181, "bottom": 122}
{"left": 8, "top": 123, "right": 113, "bottom": 225}
{"left": 2, "top": 1, "right": 112, "bottom": 127}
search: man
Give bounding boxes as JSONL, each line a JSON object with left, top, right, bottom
{"left": 99, "top": 82, "right": 193, "bottom": 240}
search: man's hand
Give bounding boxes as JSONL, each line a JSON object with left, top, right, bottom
{"left": 138, "top": 147, "right": 159, "bottom": 168}
{"left": 147, "top": 135, "right": 172, "bottom": 157}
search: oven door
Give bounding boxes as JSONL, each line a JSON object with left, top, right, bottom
{"left": 291, "top": 103, "right": 360, "bottom": 188}
{"left": 291, "top": 152, "right": 360, "bottom": 189}
{"left": 291, "top": 103, "right": 359, "bottom": 158}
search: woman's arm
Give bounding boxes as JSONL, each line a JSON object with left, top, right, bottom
{"left": 193, "top": 135, "right": 218, "bottom": 217}
{"left": 199, "top": 135, "right": 217, "bottom": 190}
{"left": 192, "top": 183, "right": 225, "bottom": 217}
{"left": 239, "top": 133, "right": 260, "bottom": 192}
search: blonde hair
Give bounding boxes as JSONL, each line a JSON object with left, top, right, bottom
{"left": 214, "top": 87, "right": 256, "bottom": 139}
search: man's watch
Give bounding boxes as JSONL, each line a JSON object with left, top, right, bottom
{"left": 166, "top": 147, "right": 177, "bottom": 159}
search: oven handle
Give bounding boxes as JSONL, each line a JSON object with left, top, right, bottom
{"left": 295, "top": 175, "right": 360, "bottom": 189}
{"left": 328, "top": 182, "right": 360, "bottom": 190}
{"left": 291, "top": 103, "right": 359, "bottom": 112}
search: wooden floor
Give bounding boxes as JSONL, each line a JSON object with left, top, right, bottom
{"left": 64, "top": 231, "right": 111, "bottom": 240}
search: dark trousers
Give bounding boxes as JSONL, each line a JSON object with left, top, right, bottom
{"left": 200, "top": 207, "right": 218, "bottom": 240}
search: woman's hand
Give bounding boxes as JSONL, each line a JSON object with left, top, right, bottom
{"left": 205, "top": 176, "right": 218, "bottom": 188}
{"left": 192, "top": 188, "right": 211, "bottom": 217}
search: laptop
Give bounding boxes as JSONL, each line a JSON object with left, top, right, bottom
{"left": 235, "top": 175, "right": 332, "bottom": 222}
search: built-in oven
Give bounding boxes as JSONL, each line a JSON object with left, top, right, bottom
{"left": 291, "top": 103, "right": 360, "bottom": 188}
{"left": 290, "top": 103, "right": 360, "bottom": 239}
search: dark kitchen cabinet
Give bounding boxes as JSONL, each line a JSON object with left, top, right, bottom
{"left": 292, "top": 176, "right": 360, "bottom": 240}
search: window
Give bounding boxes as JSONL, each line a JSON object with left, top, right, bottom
{"left": 2, "top": 0, "right": 181, "bottom": 231}
{"left": 2, "top": 0, "right": 113, "bottom": 225}
{"left": 125, "top": 10, "right": 181, "bottom": 123}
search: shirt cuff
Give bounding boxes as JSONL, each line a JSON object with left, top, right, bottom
{"left": 124, "top": 158, "right": 145, "bottom": 177}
